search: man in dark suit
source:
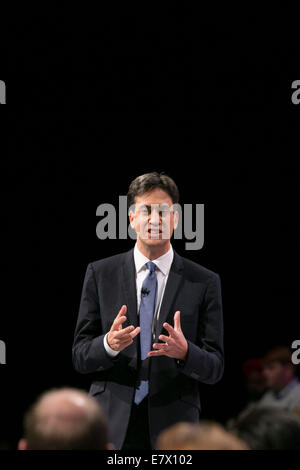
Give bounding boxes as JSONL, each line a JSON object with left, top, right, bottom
{"left": 72, "top": 172, "right": 224, "bottom": 450}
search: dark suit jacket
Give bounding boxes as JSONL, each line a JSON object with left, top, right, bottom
{"left": 72, "top": 248, "right": 224, "bottom": 449}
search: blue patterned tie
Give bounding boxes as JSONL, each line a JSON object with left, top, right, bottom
{"left": 134, "top": 261, "right": 157, "bottom": 405}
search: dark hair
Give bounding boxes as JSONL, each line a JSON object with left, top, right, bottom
{"left": 233, "top": 407, "right": 300, "bottom": 450}
{"left": 127, "top": 172, "right": 179, "bottom": 209}
{"left": 23, "top": 389, "right": 108, "bottom": 450}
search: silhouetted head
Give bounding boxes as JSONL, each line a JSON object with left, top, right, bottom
{"left": 233, "top": 407, "right": 300, "bottom": 450}
{"left": 262, "top": 347, "right": 295, "bottom": 393}
{"left": 18, "top": 388, "right": 113, "bottom": 450}
{"left": 156, "top": 421, "right": 248, "bottom": 450}
{"left": 242, "top": 358, "right": 266, "bottom": 400}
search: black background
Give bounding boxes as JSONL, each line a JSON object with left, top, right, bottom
{"left": 0, "top": 4, "right": 299, "bottom": 451}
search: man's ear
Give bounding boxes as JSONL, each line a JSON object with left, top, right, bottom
{"left": 129, "top": 210, "right": 135, "bottom": 228}
{"left": 173, "top": 209, "right": 179, "bottom": 230}
{"left": 128, "top": 203, "right": 136, "bottom": 229}
{"left": 18, "top": 438, "right": 28, "bottom": 450}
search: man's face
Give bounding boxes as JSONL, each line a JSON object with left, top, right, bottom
{"left": 129, "top": 188, "right": 178, "bottom": 248}
{"left": 245, "top": 371, "right": 266, "bottom": 399}
{"left": 262, "top": 362, "right": 287, "bottom": 390}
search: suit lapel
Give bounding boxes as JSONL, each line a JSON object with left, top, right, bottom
{"left": 121, "top": 249, "right": 138, "bottom": 328}
{"left": 154, "top": 251, "right": 184, "bottom": 342}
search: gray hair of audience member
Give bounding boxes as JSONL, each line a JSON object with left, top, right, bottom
{"left": 155, "top": 421, "right": 249, "bottom": 450}
{"left": 18, "top": 388, "right": 113, "bottom": 450}
{"left": 232, "top": 407, "right": 300, "bottom": 450}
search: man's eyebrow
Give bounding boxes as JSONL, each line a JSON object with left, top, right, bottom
{"left": 139, "top": 204, "right": 154, "bottom": 209}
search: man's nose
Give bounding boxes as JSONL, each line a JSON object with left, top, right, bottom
{"left": 149, "top": 208, "right": 160, "bottom": 225}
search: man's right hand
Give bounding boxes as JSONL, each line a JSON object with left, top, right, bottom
{"left": 107, "top": 305, "right": 140, "bottom": 352}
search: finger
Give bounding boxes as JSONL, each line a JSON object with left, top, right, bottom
{"left": 112, "top": 305, "right": 127, "bottom": 329}
{"left": 163, "top": 322, "right": 177, "bottom": 337}
{"left": 116, "top": 305, "right": 127, "bottom": 318}
{"left": 158, "top": 334, "right": 171, "bottom": 343}
{"left": 118, "top": 305, "right": 127, "bottom": 316}
{"left": 173, "top": 310, "right": 181, "bottom": 330}
{"left": 119, "top": 338, "right": 133, "bottom": 350}
{"left": 118, "top": 335, "right": 134, "bottom": 345}
{"left": 111, "top": 333, "right": 134, "bottom": 347}
{"left": 115, "top": 328, "right": 140, "bottom": 345}
{"left": 112, "top": 315, "right": 127, "bottom": 331}
{"left": 129, "top": 326, "right": 140, "bottom": 339}
{"left": 114, "top": 325, "right": 135, "bottom": 339}
{"left": 115, "top": 327, "right": 140, "bottom": 343}
{"left": 152, "top": 343, "right": 168, "bottom": 350}
{"left": 147, "top": 350, "right": 167, "bottom": 357}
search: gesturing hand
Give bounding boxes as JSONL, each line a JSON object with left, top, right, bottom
{"left": 147, "top": 311, "right": 188, "bottom": 360}
{"left": 107, "top": 305, "right": 140, "bottom": 352}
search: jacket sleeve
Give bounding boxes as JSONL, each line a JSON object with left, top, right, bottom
{"left": 177, "top": 273, "right": 224, "bottom": 384}
{"left": 72, "top": 263, "right": 117, "bottom": 374}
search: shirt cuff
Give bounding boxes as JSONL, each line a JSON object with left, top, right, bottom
{"left": 103, "top": 333, "right": 120, "bottom": 357}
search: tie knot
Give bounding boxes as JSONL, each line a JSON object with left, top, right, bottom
{"left": 146, "top": 261, "right": 156, "bottom": 273}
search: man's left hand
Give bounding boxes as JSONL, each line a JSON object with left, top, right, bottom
{"left": 147, "top": 311, "right": 188, "bottom": 360}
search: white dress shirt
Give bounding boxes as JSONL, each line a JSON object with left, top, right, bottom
{"left": 104, "top": 243, "right": 174, "bottom": 357}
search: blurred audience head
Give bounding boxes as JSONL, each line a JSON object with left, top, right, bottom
{"left": 262, "top": 346, "right": 295, "bottom": 392}
{"left": 156, "top": 421, "right": 248, "bottom": 450}
{"left": 18, "top": 387, "right": 113, "bottom": 450}
{"left": 233, "top": 407, "right": 300, "bottom": 450}
{"left": 242, "top": 358, "right": 266, "bottom": 400}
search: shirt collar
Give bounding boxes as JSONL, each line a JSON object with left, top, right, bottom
{"left": 276, "top": 378, "right": 300, "bottom": 399}
{"left": 134, "top": 243, "right": 174, "bottom": 276}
